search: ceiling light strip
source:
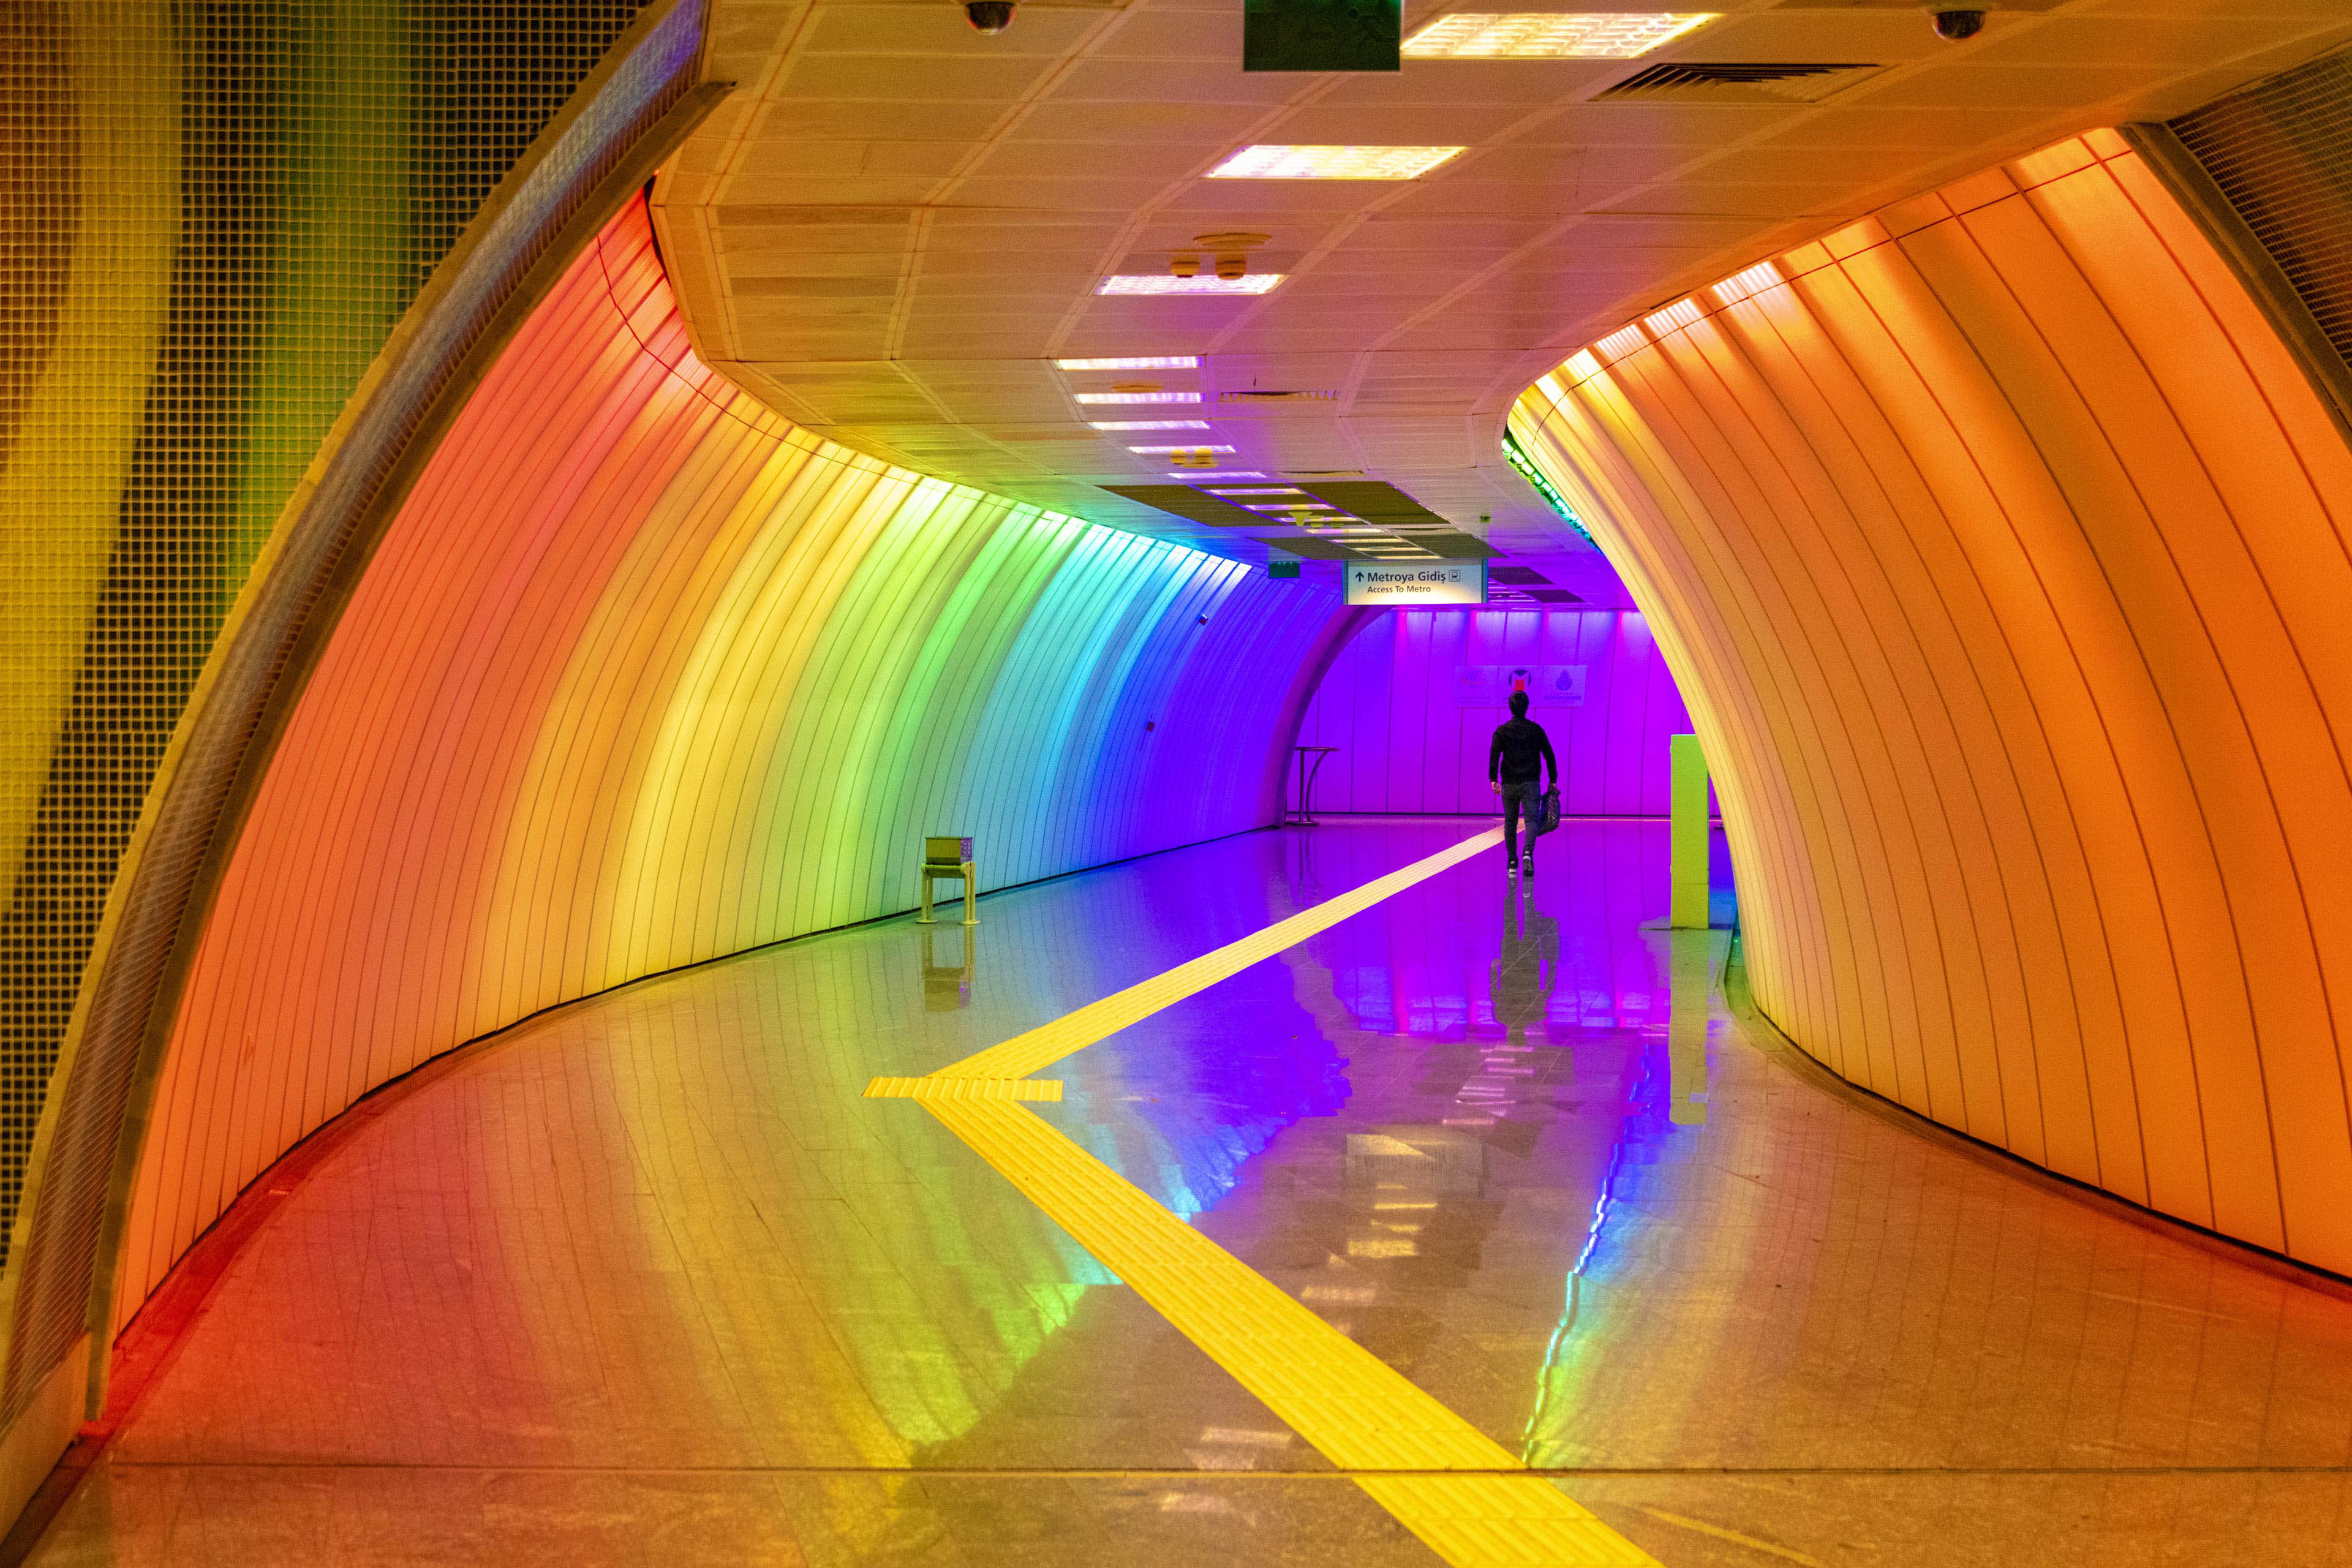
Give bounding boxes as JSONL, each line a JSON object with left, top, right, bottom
{"left": 1403, "top": 12, "right": 1716, "bottom": 59}
{"left": 1644, "top": 298, "right": 1704, "bottom": 336}
{"left": 1502, "top": 431, "right": 1593, "bottom": 544}
{"left": 1056, "top": 356, "right": 1200, "bottom": 370}
{"left": 1099, "top": 274, "right": 1284, "bottom": 296}
{"left": 1207, "top": 146, "right": 1464, "bottom": 181}
{"left": 1713, "top": 260, "right": 1786, "bottom": 306}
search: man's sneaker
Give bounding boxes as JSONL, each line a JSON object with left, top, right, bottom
{"left": 1507, "top": 858, "right": 1520, "bottom": 875}
{"left": 1524, "top": 856, "right": 1536, "bottom": 879}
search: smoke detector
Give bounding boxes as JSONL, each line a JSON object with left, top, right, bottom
{"left": 1173, "top": 230, "right": 1272, "bottom": 282}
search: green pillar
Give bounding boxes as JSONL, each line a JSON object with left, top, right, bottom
{"left": 1670, "top": 734, "right": 1709, "bottom": 930}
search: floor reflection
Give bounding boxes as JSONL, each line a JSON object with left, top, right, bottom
{"left": 32, "top": 819, "right": 2352, "bottom": 1567}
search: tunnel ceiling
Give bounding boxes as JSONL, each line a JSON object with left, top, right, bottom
{"left": 654, "top": 0, "right": 2351, "bottom": 566}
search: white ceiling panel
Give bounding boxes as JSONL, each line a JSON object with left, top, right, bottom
{"left": 797, "top": 4, "right": 1107, "bottom": 55}
{"left": 1091, "top": 9, "right": 1246, "bottom": 59}
{"left": 776, "top": 53, "right": 1063, "bottom": 98}
{"left": 1003, "top": 100, "right": 1276, "bottom": 140}
{"left": 750, "top": 99, "right": 1013, "bottom": 138}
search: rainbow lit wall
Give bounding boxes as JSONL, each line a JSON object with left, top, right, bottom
{"left": 1298, "top": 609, "right": 1692, "bottom": 816}
{"left": 1513, "top": 130, "right": 2352, "bottom": 1275}
{"left": 111, "top": 196, "right": 1355, "bottom": 1318}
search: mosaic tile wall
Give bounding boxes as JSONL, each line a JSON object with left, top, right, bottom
{"left": 0, "top": 1, "right": 647, "bottom": 1262}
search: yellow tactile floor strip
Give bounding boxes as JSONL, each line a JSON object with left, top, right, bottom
{"left": 863, "top": 1075, "right": 1063, "bottom": 1102}
{"left": 930, "top": 827, "right": 1504, "bottom": 1080}
{"left": 924, "top": 1098, "right": 1659, "bottom": 1566}
{"left": 871, "top": 827, "right": 1660, "bottom": 1566}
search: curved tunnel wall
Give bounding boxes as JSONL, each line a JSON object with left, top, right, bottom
{"left": 1512, "top": 130, "right": 2352, "bottom": 1275}
{"left": 112, "top": 195, "right": 1351, "bottom": 1319}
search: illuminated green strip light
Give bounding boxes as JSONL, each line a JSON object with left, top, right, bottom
{"left": 1501, "top": 430, "right": 1593, "bottom": 543}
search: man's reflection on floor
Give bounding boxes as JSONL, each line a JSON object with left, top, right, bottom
{"left": 1492, "top": 878, "right": 1559, "bottom": 1047}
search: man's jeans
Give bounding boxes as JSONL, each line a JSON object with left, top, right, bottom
{"left": 1501, "top": 779, "right": 1540, "bottom": 861}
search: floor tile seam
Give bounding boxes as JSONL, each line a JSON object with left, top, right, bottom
{"left": 929, "top": 827, "right": 1502, "bottom": 1080}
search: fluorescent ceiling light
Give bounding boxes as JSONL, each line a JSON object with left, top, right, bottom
{"left": 1098, "top": 274, "right": 1284, "bottom": 296}
{"left": 1074, "top": 391, "right": 1200, "bottom": 404}
{"left": 1056, "top": 356, "right": 1200, "bottom": 370}
{"left": 1090, "top": 420, "right": 1212, "bottom": 431}
{"left": 1182, "top": 470, "right": 1268, "bottom": 479}
{"left": 1402, "top": 12, "right": 1715, "bottom": 58}
{"left": 1131, "top": 444, "right": 1237, "bottom": 454}
{"left": 1205, "top": 486, "right": 1303, "bottom": 496}
{"left": 1207, "top": 145, "right": 1463, "bottom": 180}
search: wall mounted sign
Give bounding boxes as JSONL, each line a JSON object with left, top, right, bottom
{"left": 1344, "top": 560, "right": 1486, "bottom": 606}
{"left": 1453, "top": 665, "right": 1587, "bottom": 709}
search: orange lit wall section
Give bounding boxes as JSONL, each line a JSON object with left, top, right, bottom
{"left": 1513, "top": 132, "right": 2352, "bottom": 1273}
{"left": 115, "top": 197, "right": 1354, "bottom": 1317}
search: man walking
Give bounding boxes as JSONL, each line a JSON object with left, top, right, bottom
{"left": 1488, "top": 688, "right": 1558, "bottom": 878}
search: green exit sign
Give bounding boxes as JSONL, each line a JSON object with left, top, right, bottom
{"left": 1244, "top": 0, "right": 1400, "bottom": 72}
{"left": 1268, "top": 558, "right": 1301, "bottom": 578}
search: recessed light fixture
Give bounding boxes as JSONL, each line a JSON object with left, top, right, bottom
{"left": 1402, "top": 12, "right": 1715, "bottom": 58}
{"left": 1713, "top": 260, "right": 1785, "bottom": 306}
{"left": 1207, "top": 145, "right": 1464, "bottom": 180}
{"left": 1056, "top": 356, "right": 1200, "bottom": 370}
{"left": 1090, "top": 420, "right": 1212, "bottom": 431}
{"left": 1098, "top": 274, "right": 1284, "bottom": 296}
{"left": 1645, "top": 298, "right": 1703, "bottom": 336}
{"left": 1180, "top": 470, "right": 1269, "bottom": 480}
{"left": 1205, "top": 486, "right": 1303, "bottom": 496}
{"left": 1075, "top": 391, "right": 1201, "bottom": 404}
{"left": 1131, "top": 444, "right": 1237, "bottom": 454}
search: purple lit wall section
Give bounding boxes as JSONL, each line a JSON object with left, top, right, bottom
{"left": 1296, "top": 609, "right": 1692, "bottom": 816}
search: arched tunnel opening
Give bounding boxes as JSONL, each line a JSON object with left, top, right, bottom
{"left": 1, "top": 6, "right": 2351, "bottom": 1564}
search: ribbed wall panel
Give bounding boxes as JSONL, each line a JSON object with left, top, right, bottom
{"left": 115, "top": 198, "right": 1348, "bottom": 1318}
{"left": 1512, "top": 132, "right": 2352, "bottom": 1273}
{"left": 1298, "top": 609, "right": 1692, "bottom": 815}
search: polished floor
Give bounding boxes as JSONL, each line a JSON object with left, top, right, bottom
{"left": 28, "top": 820, "right": 2352, "bottom": 1566}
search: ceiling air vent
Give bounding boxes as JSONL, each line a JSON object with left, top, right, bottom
{"left": 1220, "top": 390, "right": 1337, "bottom": 403}
{"left": 1598, "top": 62, "right": 1883, "bottom": 104}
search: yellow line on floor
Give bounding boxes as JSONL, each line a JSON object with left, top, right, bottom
{"left": 871, "top": 826, "right": 1659, "bottom": 1566}
{"left": 863, "top": 1075, "right": 1062, "bottom": 1101}
{"left": 923, "top": 1098, "right": 1658, "bottom": 1567}
{"left": 930, "top": 826, "right": 1506, "bottom": 1082}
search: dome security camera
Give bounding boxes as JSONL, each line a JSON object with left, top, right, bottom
{"left": 965, "top": 0, "right": 1014, "bottom": 32}
{"left": 1930, "top": 9, "right": 1985, "bottom": 40}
